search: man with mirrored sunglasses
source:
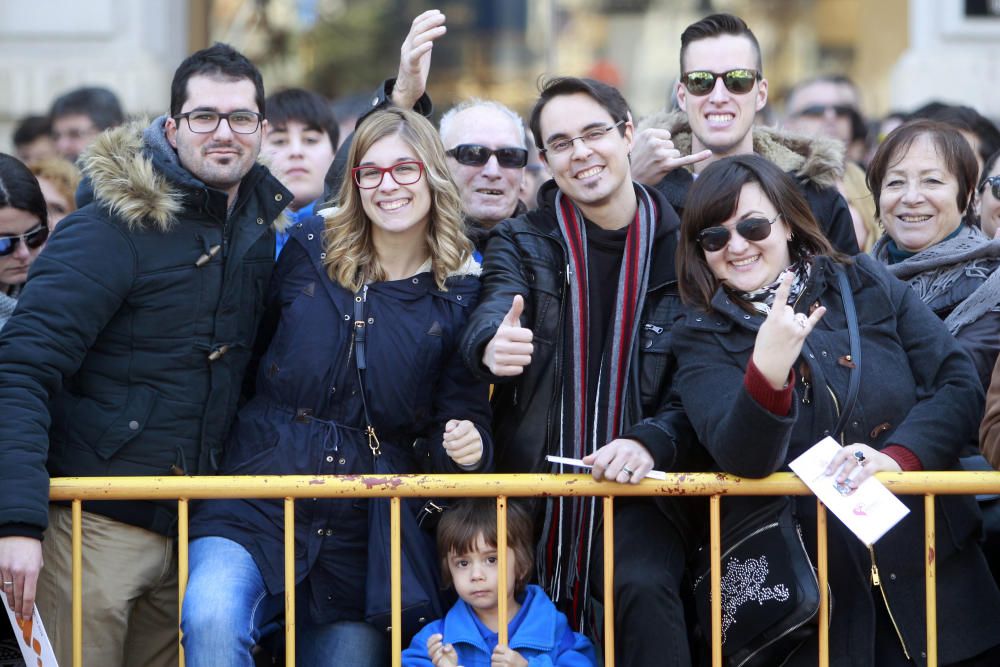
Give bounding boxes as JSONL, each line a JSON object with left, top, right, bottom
{"left": 440, "top": 99, "right": 531, "bottom": 255}
{"left": 0, "top": 43, "right": 291, "bottom": 667}
{"left": 633, "top": 13, "right": 859, "bottom": 256}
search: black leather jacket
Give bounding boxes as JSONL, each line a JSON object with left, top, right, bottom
{"left": 460, "top": 181, "right": 699, "bottom": 474}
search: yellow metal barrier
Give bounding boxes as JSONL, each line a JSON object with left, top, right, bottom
{"left": 46, "top": 470, "right": 1000, "bottom": 667}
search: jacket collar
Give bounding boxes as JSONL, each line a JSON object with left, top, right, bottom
{"left": 637, "top": 109, "right": 845, "bottom": 189}
{"left": 442, "top": 585, "right": 560, "bottom": 653}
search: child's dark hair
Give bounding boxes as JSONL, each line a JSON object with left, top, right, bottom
{"left": 437, "top": 499, "right": 534, "bottom": 596}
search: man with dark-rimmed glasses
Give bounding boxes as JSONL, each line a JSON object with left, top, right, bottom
{"left": 632, "top": 13, "right": 859, "bottom": 255}
{"left": 0, "top": 43, "right": 290, "bottom": 667}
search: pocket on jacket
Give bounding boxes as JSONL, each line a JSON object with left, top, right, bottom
{"left": 89, "top": 385, "right": 159, "bottom": 460}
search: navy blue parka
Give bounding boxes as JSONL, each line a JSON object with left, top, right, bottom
{"left": 190, "top": 216, "right": 493, "bottom": 624}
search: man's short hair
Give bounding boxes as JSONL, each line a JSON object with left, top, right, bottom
{"left": 528, "top": 77, "right": 630, "bottom": 152}
{"left": 439, "top": 99, "right": 527, "bottom": 149}
{"left": 170, "top": 43, "right": 265, "bottom": 118}
{"left": 49, "top": 87, "right": 124, "bottom": 130}
{"left": 265, "top": 88, "right": 339, "bottom": 147}
{"left": 12, "top": 115, "right": 52, "bottom": 149}
{"left": 680, "top": 13, "right": 762, "bottom": 73}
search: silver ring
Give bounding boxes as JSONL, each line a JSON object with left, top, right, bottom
{"left": 854, "top": 450, "right": 867, "bottom": 467}
{"left": 2, "top": 581, "right": 12, "bottom": 586}
{"left": 794, "top": 313, "right": 808, "bottom": 329}
{"left": 622, "top": 465, "right": 635, "bottom": 478}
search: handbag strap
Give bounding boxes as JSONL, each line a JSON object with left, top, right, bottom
{"left": 831, "top": 267, "right": 860, "bottom": 438}
{"left": 353, "top": 285, "right": 381, "bottom": 457}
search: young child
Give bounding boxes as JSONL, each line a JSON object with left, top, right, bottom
{"left": 402, "top": 499, "right": 596, "bottom": 667}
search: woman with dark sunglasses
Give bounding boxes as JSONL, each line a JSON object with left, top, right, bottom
{"left": 181, "top": 107, "right": 492, "bottom": 666}
{"left": 671, "top": 154, "right": 1000, "bottom": 665}
{"left": 974, "top": 149, "right": 1000, "bottom": 239}
{"left": 0, "top": 153, "right": 49, "bottom": 331}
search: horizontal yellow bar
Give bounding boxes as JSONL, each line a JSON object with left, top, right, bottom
{"left": 46, "top": 471, "right": 1000, "bottom": 501}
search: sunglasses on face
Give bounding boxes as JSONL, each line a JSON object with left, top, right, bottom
{"left": 697, "top": 214, "right": 780, "bottom": 252}
{"left": 446, "top": 145, "right": 528, "bottom": 169}
{"left": 795, "top": 104, "right": 855, "bottom": 119}
{"left": 680, "top": 69, "right": 760, "bottom": 96}
{"left": 982, "top": 175, "right": 1000, "bottom": 201}
{"left": 0, "top": 223, "right": 49, "bottom": 257}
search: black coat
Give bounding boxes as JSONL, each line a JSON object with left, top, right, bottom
{"left": 0, "top": 118, "right": 290, "bottom": 539}
{"left": 459, "top": 181, "right": 697, "bottom": 476}
{"left": 190, "top": 216, "right": 493, "bottom": 623}
{"left": 671, "top": 254, "right": 1000, "bottom": 665}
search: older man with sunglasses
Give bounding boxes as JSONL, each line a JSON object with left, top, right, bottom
{"left": 440, "top": 99, "right": 530, "bottom": 255}
{"left": 632, "top": 13, "right": 859, "bottom": 255}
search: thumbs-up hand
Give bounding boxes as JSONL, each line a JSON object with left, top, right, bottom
{"left": 482, "top": 295, "right": 534, "bottom": 376}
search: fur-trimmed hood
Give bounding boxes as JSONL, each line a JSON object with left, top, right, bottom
{"left": 637, "top": 109, "right": 845, "bottom": 189}
{"left": 78, "top": 115, "right": 283, "bottom": 233}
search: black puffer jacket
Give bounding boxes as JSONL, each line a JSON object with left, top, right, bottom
{"left": 0, "top": 117, "right": 291, "bottom": 538}
{"left": 460, "top": 180, "right": 699, "bottom": 476}
{"left": 637, "top": 110, "right": 860, "bottom": 256}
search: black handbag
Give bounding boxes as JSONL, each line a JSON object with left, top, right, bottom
{"left": 691, "top": 268, "right": 859, "bottom": 667}
{"left": 352, "top": 286, "right": 444, "bottom": 641}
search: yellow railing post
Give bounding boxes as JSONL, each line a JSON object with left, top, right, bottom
{"left": 925, "top": 494, "right": 937, "bottom": 667}
{"left": 710, "top": 494, "right": 721, "bottom": 667}
{"left": 496, "top": 495, "right": 508, "bottom": 648}
{"left": 284, "top": 497, "right": 296, "bottom": 666}
{"left": 391, "top": 496, "right": 402, "bottom": 667}
{"left": 177, "top": 498, "right": 188, "bottom": 667}
{"left": 603, "top": 496, "right": 615, "bottom": 667}
{"left": 72, "top": 499, "right": 82, "bottom": 667}
{"left": 816, "top": 500, "right": 829, "bottom": 667}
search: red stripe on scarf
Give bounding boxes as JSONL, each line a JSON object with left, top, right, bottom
{"left": 559, "top": 198, "right": 590, "bottom": 457}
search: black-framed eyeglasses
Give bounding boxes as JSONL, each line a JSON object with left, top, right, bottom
{"left": 680, "top": 69, "right": 760, "bottom": 96}
{"left": 982, "top": 175, "right": 1000, "bottom": 201}
{"left": 542, "top": 119, "right": 626, "bottom": 156}
{"left": 697, "top": 214, "right": 780, "bottom": 252}
{"left": 446, "top": 145, "right": 528, "bottom": 168}
{"left": 352, "top": 161, "right": 425, "bottom": 189}
{"left": 795, "top": 104, "right": 855, "bottom": 119}
{"left": 174, "top": 111, "right": 262, "bottom": 134}
{"left": 0, "top": 223, "right": 49, "bottom": 257}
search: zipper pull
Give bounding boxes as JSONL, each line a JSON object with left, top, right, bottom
{"left": 644, "top": 323, "right": 664, "bottom": 335}
{"left": 869, "top": 546, "right": 881, "bottom": 586}
{"left": 801, "top": 379, "right": 812, "bottom": 404}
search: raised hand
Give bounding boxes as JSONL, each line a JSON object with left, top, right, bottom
{"left": 482, "top": 295, "right": 533, "bottom": 376}
{"left": 392, "top": 9, "right": 447, "bottom": 110}
{"left": 443, "top": 419, "right": 484, "bottom": 467}
{"left": 751, "top": 272, "right": 826, "bottom": 389}
{"left": 630, "top": 127, "right": 713, "bottom": 186}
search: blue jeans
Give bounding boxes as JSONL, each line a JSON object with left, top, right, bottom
{"left": 181, "top": 536, "right": 387, "bottom": 667}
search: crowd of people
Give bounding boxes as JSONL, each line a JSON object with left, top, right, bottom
{"left": 2, "top": 8, "right": 1000, "bottom": 667}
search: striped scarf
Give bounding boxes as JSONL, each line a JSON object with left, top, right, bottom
{"left": 540, "top": 185, "right": 656, "bottom": 629}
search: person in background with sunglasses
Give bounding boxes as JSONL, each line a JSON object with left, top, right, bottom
{"left": 0, "top": 154, "right": 50, "bottom": 331}
{"left": 633, "top": 13, "right": 859, "bottom": 256}
{"left": 975, "top": 149, "right": 1000, "bottom": 239}
{"left": 673, "top": 153, "right": 1000, "bottom": 666}
{"left": 440, "top": 99, "right": 530, "bottom": 258}
{"left": 461, "top": 76, "right": 703, "bottom": 665}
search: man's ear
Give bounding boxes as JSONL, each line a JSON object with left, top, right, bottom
{"left": 676, "top": 80, "right": 688, "bottom": 113}
{"left": 756, "top": 78, "right": 769, "bottom": 112}
{"left": 164, "top": 116, "right": 178, "bottom": 149}
{"left": 260, "top": 118, "right": 269, "bottom": 141}
{"left": 623, "top": 112, "right": 635, "bottom": 152}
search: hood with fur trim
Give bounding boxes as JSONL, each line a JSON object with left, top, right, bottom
{"left": 637, "top": 109, "right": 845, "bottom": 189}
{"left": 78, "top": 115, "right": 283, "bottom": 233}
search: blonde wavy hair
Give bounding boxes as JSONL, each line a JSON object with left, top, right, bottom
{"left": 323, "top": 108, "right": 471, "bottom": 291}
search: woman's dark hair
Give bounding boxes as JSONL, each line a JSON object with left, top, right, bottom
{"left": 0, "top": 153, "right": 48, "bottom": 229}
{"left": 677, "top": 154, "right": 844, "bottom": 312}
{"left": 909, "top": 102, "right": 1000, "bottom": 165}
{"left": 979, "top": 149, "right": 1000, "bottom": 193}
{"left": 436, "top": 499, "right": 534, "bottom": 596}
{"left": 867, "top": 119, "right": 979, "bottom": 220}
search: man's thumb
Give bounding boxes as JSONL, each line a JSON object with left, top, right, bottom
{"left": 502, "top": 295, "right": 524, "bottom": 327}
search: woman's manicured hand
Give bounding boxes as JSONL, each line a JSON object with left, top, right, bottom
{"left": 751, "top": 272, "right": 826, "bottom": 389}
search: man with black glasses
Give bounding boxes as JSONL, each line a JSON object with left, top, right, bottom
{"left": 439, "top": 100, "right": 529, "bottom": 253}
{"left": 0, "top": 43, "right": 290, "bottom": 667}
{"left": 461, "top": 76, "right": 701, "bottom": 666}
{"left": 633, "top": 13, "right": 859, "bottom": 254}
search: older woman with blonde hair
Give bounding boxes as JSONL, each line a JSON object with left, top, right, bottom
{"left": 181, "top": 107, "right": 492, "bottom": 667}
{"left": 28, "top": 157, "right": 81, "bottom": 228}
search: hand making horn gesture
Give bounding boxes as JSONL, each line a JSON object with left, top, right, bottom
{"left": 482, "top": 295, "right": 534, "bottom": 376}
{"left": 630, "top": 127, "right": 714, "bottom": 186}
{"left": 750, "top": 271, "right": 826, "bottom": 389}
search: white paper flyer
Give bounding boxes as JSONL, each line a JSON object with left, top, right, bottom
{"left": 2, "top": 593, "right": 58, "bottom": 667}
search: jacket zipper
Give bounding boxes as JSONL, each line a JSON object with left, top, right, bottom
{"left": 868, "top": 545, "right": 911, "bottom": 659}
